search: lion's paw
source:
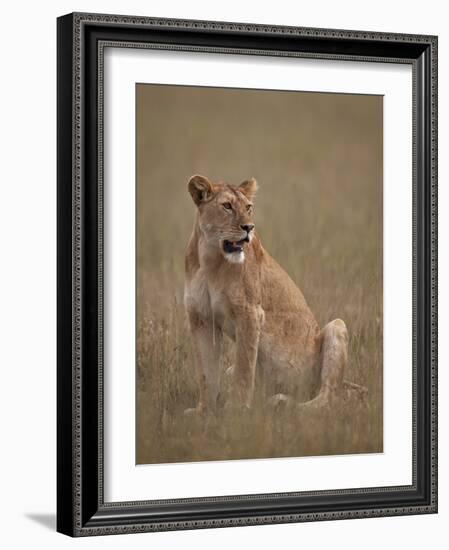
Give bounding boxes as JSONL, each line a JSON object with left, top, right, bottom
{"left": 224, "top": 365, "right": 235, "bottom": 378}
{"left": 183, "top": 406, "right": 205, "bottom": 417}
{"left": 267, "top": 393, "right": 291, "bottom": 411}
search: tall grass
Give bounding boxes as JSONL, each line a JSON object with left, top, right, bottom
{"left": 136, "top": 84, "right": 383, "bottom": 464}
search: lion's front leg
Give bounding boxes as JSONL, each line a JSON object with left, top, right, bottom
{"left": 186, "top": 311, "right": 223, "bottom": 415}
{"left": 232, "top": 309, "right": 261, "bottom": 409}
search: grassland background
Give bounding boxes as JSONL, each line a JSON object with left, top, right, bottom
{"left": 136, "top": 84, "right": 383, "bottom": 464}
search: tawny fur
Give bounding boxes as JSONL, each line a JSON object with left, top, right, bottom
{"left": 184, "top": 174, "right": 361, "bottom": 413}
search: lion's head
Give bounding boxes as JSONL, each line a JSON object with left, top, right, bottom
{"left": 188, "top": 174, "right": 258, "bottom": 264}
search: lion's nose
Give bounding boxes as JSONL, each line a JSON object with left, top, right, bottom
{"left": 241, "top": 224, "right": 254, "bottom": 233}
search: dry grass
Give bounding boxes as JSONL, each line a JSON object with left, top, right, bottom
{"left": 136, "top": 85, "right": 383, "bottom": 464}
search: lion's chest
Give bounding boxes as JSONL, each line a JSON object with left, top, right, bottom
{"left": 209, "top": 284, "right": 234, "bottom": 336}
{"left": 184, "top": 269, "right": 234, "bottom": 337}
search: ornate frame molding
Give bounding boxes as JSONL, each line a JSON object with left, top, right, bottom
{"left": 57, "top": 12, "right": 438, "bottom": 537}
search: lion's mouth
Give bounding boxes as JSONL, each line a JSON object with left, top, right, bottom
{"left": 223, "top": 237, "right": 249, "bottom": 254}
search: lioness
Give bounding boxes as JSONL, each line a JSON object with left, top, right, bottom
{"left": 184, "top": 174, "right": 365, "bottom": 413}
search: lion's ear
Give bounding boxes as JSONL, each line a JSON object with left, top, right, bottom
{"left": 188, "top": 175, "right": 213, "bottom": 206}
{"left": 239, "top": 178, "right": 258, "bottom": 200}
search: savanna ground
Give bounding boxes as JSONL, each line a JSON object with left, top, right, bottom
{"left": 136, "top": 84, "right": 383, "bottom": 464}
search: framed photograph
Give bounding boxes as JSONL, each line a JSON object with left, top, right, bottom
{"left": 57, "top": 12, "right": 438, "bottom": 536}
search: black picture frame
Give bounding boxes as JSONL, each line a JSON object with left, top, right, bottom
{"left": 57, "top": 12, "right": 438, "bottom": 537}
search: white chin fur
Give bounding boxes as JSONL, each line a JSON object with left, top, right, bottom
{"left": 224, "top": 251, "right": 245, "bottom": 264}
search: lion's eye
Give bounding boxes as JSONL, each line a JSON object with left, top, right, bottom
{"left": 222, "top": 202, "right": 232, "bottom": 210}
{"left": 246, "top": 204, "right": 253, "bottom": 212}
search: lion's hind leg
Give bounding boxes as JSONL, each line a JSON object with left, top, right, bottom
{"left": 298, "top": 319, "right": 349, "bottom": 410}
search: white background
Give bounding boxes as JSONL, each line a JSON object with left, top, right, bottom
{"left": 0, "top": 1, "right": 446, "bottom": 548}
{"left": 105, "top": 49, "right": 412, "bottom": 501}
